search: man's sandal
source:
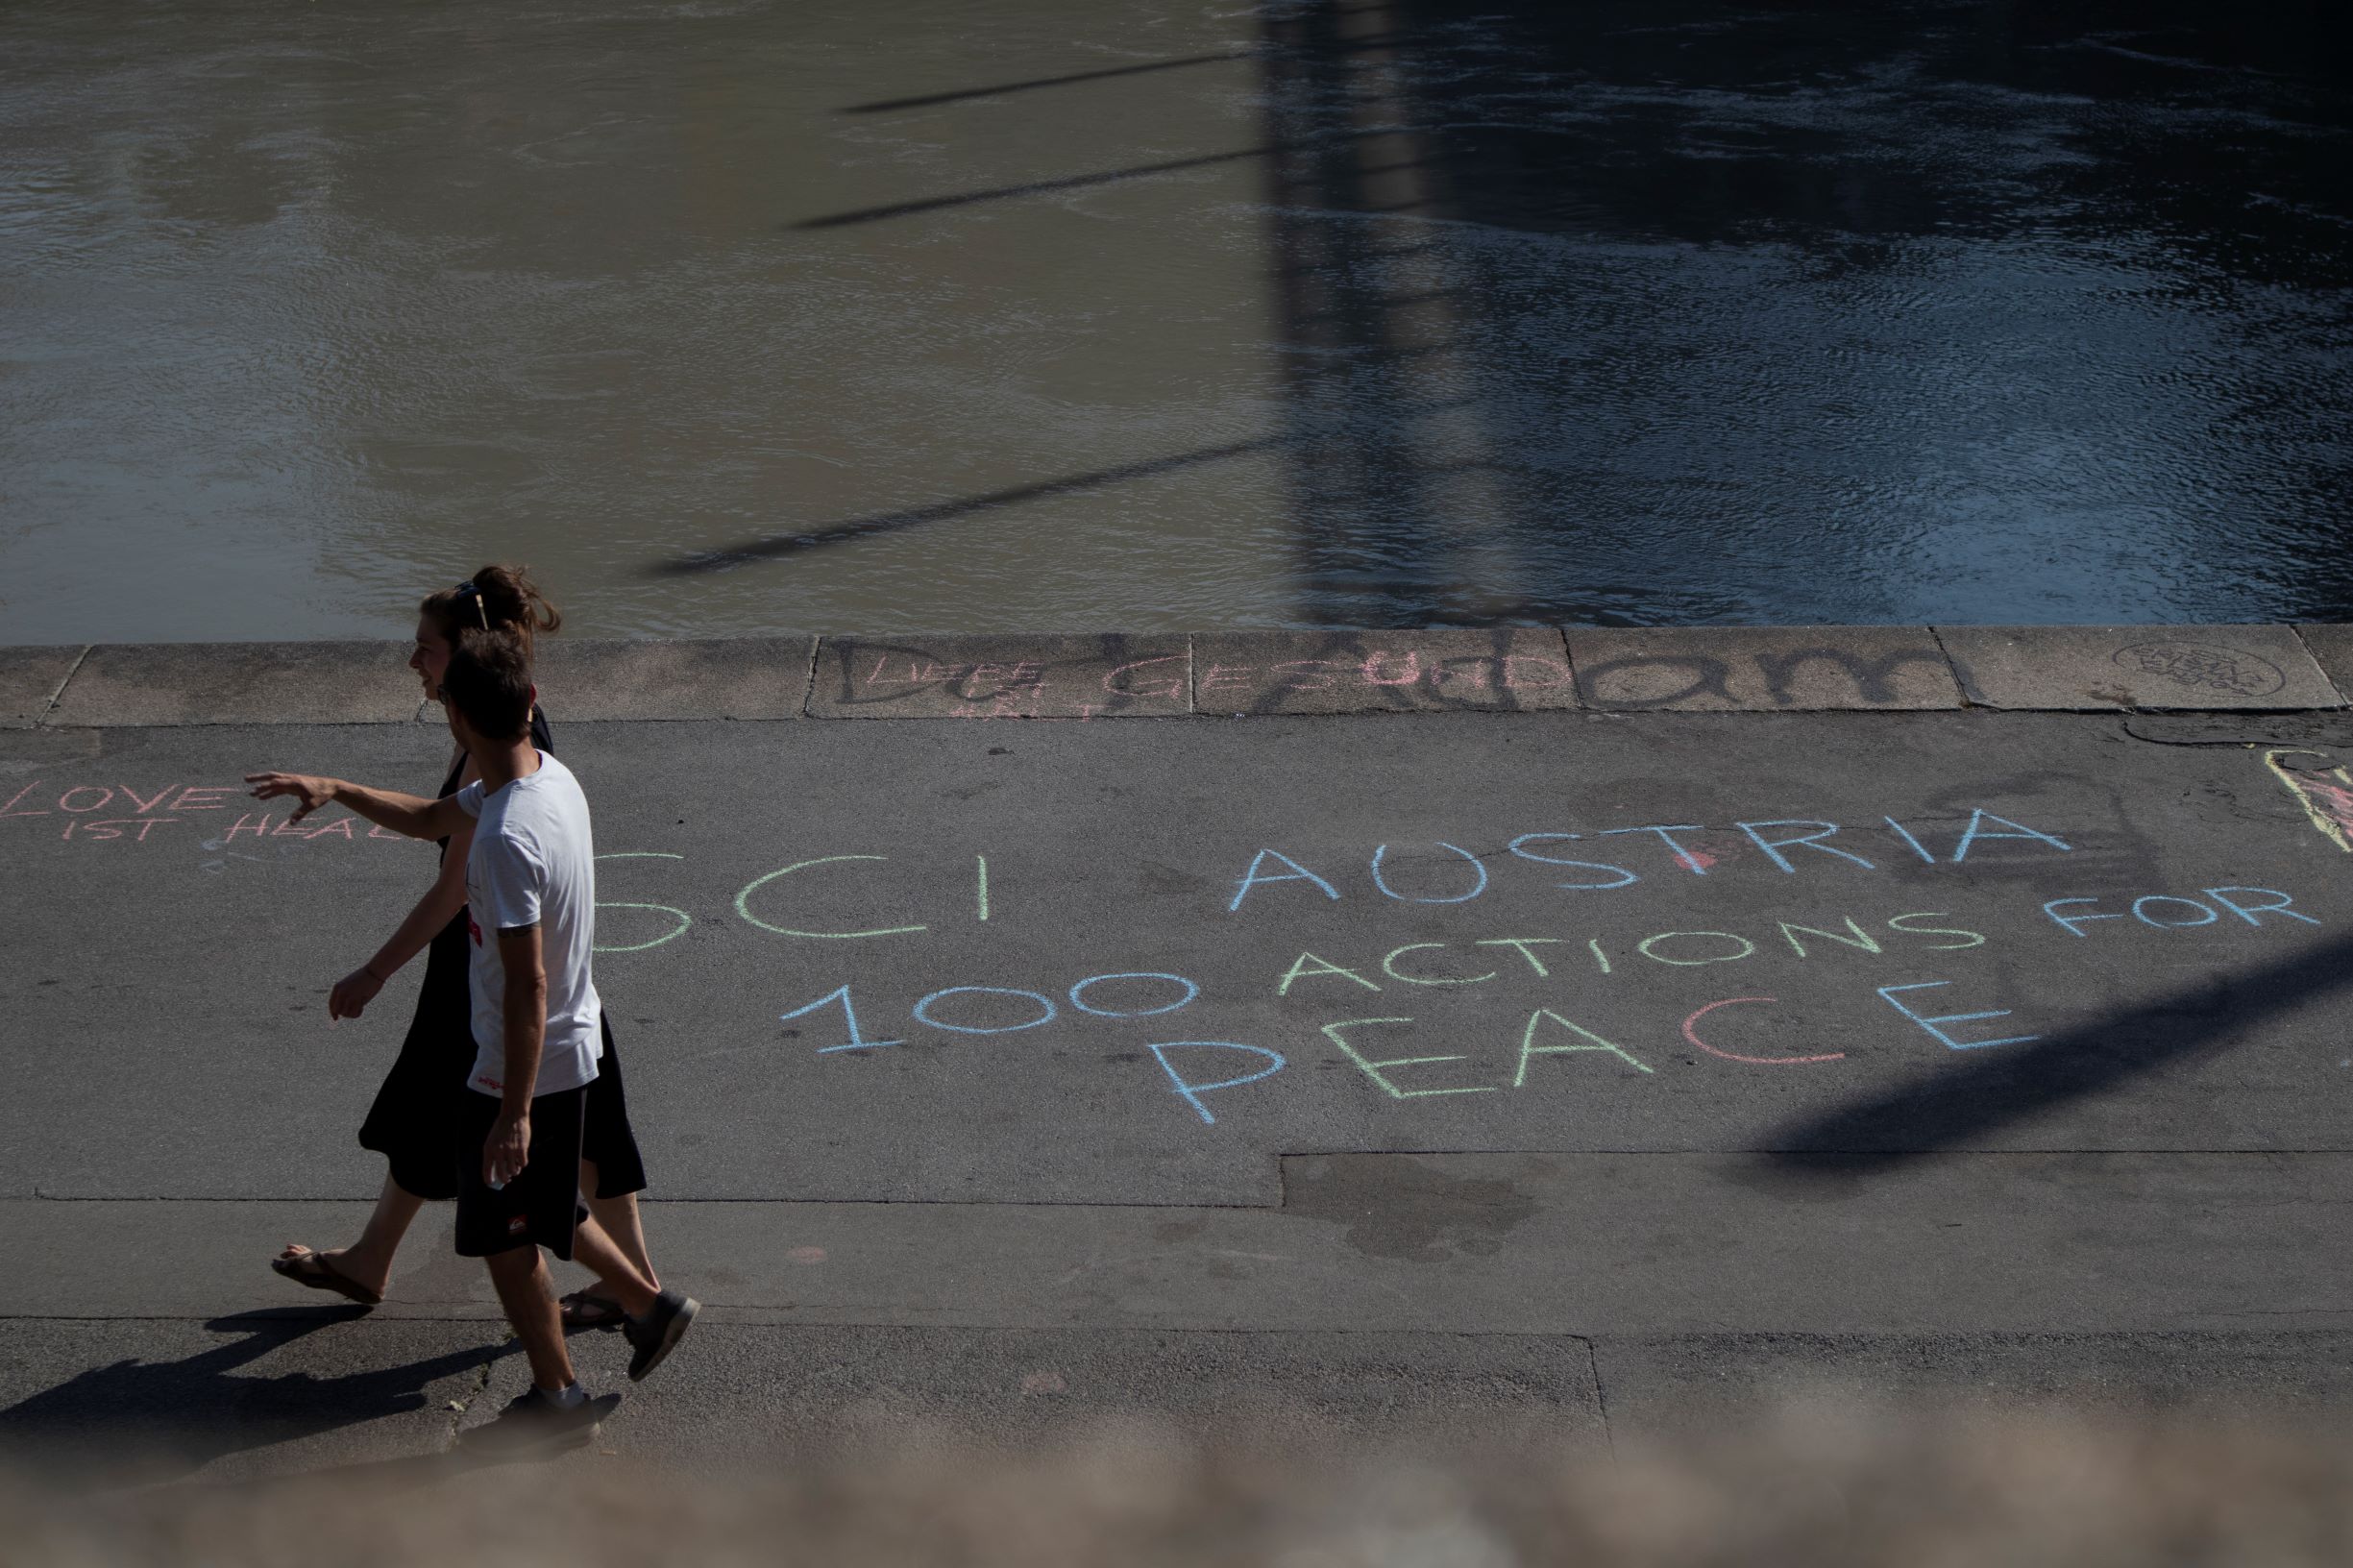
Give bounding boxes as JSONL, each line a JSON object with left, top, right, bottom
{"left": 559, "top": 1288, "right": 629, "bottom": 1331}
{"left": 270, "top": 1245, "right": 384, "bottom": 1308}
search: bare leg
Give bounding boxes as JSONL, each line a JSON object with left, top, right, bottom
{"left": 484, "top": 1246, "right": 576, "bottom": 1392}
{"left": 276, "top": 1171, "right": 426, "bottom": 1298}
{"left": 569, "top": 1213, "right": 661, "bottom": 1319}
{"left": 579, "top": 1159, "right": 658, "bottom": 1291}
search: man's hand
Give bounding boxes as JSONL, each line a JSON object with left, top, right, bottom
{"left": 484, "top": 1110, "right": 531, "bottom": 1188}
{"left": 245, "top": 772, "right": 339, "bottom": 824}
{"left": 329, "top": 966, "right": 383, "bottom": 1021}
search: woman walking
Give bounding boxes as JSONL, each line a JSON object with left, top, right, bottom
{"left": 272, "top": 566, "right": 657, "bottom": 1327}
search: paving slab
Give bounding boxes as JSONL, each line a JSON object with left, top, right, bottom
{"left": 0, "top": 1314, "right": 495, "bottom": 1486}
{"left": 1592, "top": 1332, "right": 2353, "bottom": 1454}
{"left": 13, "top": 1147, "right": 2347, "bottom": 1335}
{"left": 532, "top": 637, "right": 814, "bottom": 722}
{"left": 1191, "top": 630, "right": 1578, "bottom": 715}
{"left": 48, "top": 642, "right": 423, "bottom": 726}
{"left": 0, "top": 646, "right": 85, "bottom": 728}
{"left": 7, "top": 712, "right": 2353, "bottom": 1209}
{"left": 808, "top": 634, "right": 1191, "bottom": 719}
{"left": 2301, "top": 625, "right": 2353, "bottom": 703}
{"left": 1938, "top": 625, "right": 2342, "bottom": 711}
{"left": 1566, "top": 626, "right": 1959, "bottom": 711}
{"left": 552, "top": 1325, "right": 1607, "bottom": 1471}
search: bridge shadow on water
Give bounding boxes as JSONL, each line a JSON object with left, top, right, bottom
{"left": 656, "top": 1, "right": 2353, "bottom": 625}
{"left": 1757, "top": 933, "right": 2353, "bottom": 1177}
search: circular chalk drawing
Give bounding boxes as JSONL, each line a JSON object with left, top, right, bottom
{"left": 2112, "top": 642, "right": 2285, "bottom": 698}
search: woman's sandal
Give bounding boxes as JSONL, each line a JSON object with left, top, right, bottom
{"left": 559, "top": 1288, "right": 630, "bottom": 1331}
{"left": 270, "top": 1245, "right": 384, "bottom": 1308}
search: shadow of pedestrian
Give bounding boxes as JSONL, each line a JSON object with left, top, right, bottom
{"left": 0, "top": 1307, "right": 515, "bottom": 1489}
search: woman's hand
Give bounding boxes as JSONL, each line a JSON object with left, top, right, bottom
{"left": 329, "top": 966, "right": 385, "bottom": 1021}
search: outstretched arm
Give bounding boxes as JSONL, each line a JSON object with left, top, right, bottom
{"left": 245, "top": 772, "right": 471, "bottom": 842}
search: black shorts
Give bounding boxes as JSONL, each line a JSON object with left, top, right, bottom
{"left": 454, "top": 1086, "right": 587, "bottom": 1261}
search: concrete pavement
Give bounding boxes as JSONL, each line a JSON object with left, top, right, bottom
{"left": 1, "top": 626, "right": 2349, "bottom": 1481}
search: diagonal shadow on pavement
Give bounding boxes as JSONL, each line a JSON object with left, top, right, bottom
{"left": 1758, "top": 935, "right": 2353, "bottom": 1176}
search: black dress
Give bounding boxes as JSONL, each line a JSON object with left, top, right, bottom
{"left": 355, "top": 708, "right": 649, "bottom": 1200}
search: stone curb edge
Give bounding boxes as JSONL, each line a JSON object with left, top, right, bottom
{"left": 3, "top": 626, "right": 2348, "bottom": 727}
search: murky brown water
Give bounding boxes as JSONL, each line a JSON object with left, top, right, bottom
{"left": 3, "top": 1, "right": 2348, "bottom": 641}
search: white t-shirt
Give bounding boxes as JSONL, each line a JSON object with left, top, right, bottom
{"left": 455, "top": 751, "right": 602, "bottom": 1098}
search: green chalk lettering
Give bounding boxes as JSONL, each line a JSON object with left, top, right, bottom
{"left": 1886, "top": 912, "right": 1986, "bottom": 950}
{"left": 1277, "top": 951, "right": 1383, "bottom": 996}
{"left": 1475, "top": 937, "right": 1564, "bottom": 978}
{"left": 1777, "top": 917, "right": 1883, "bottom": 960}
{"left": 1513, "top": 1010, "right": 1653, "bottom": 1088}
{"left": 1320, "top": 1017, "right": 1498, "bottom": 1100}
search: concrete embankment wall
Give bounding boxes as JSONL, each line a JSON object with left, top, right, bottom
{"left": 5, "top": 625, "right": 2351, "bottom": 725}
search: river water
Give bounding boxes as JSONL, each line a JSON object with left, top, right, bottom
{"left": 3, "top": 0, "right": 2348, "bottom": 641}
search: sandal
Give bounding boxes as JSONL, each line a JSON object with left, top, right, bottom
{"left": 559, "top": 1288, "right": 629, "bottom": 1331}
{"left": 270, "top": 1245, "right": 384, "bottom": 1308}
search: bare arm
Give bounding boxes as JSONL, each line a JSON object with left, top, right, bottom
{"left": 245, "top": 772, "right": 472, "bottom": 842}
{"left": 482, "top": 923, "right": 547, "bottom": 1186}
{"left": 328, "top": 820, "right": 477, "bottom": 1020}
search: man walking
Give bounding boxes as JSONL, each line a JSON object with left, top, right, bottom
{"left": 249, "top": 628, "right": 695, "bottom": 1450}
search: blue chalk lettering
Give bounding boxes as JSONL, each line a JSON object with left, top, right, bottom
{"left": 1876, "top": 981, "right": 2039, "bottom": 1050}
{"left": 2043, "top": 897, "right": 2123, "bottom": 937}
{"left": 783, "top": 984, "right": 906, "bottom": 1054}
{"left": 1951, "top": 810, "right": 2072, "bottom": 862}
{"left": 1507, "top": 833, "right": 1639, "bottom": 890}
{"left": 1882, "top": 816, "right": 1938, "bottom": 865}
{"left": 1229, "top": 848, "right": 1341, "bottom": 913}
{"left": 912, "top": 986, "right": 1057, "bottom": 1035}
{"left": 1737, "top": 820, "right": 1876, "bottom": 874}
{"left": 1148, "top": 1041, "right": 1287, "bottom": 1125}
{"left": 1594, "top": 824, "right": 1710, "bottom": 874}
{"left": 1068, "top": 971, "right": 1200, "bottom": 1018}
{"left": 2132, "top": 895, "right": 2218, "bottom": 929}
{"left": 2203, "top": 887, "right": 2320, "bottom": 927}
{"left": 1368, "top": 842, "right": 1490, "bottom": 904}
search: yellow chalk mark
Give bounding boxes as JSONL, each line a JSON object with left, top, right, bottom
{"left": 2264, "top": 749, "right": 2353, "bottom": 854}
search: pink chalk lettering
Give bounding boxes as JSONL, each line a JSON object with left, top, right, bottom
{"left": 58, "top": 786, "right": 115, "bottom": 814}
{"left": 1680, "top": 996, "right": 1843, "bottom": 1066}
{"left": 369, "top": 823, "right": 406, "bottom": 840}
{"left": 1103, "top": 656, "right": 1183, "bottom": 700}
{"left": 1198, "top": 663, "right": 1253, "bottom": 692}
{"left": 1433, "top": 660, "right": 1492, "bottom": 690}
{"left": 0, "top": 781, "right": 47, "bottom": 819}
{"left": 115, "top": 783, "right": 179, "bottom": 815}
{"left": 223, "top": 812, "right": 276, "bottom": 840}
{"left": 1004, "top": 662, "right": 1045, "bottom": 689}
{"left": 306, "top": 818, "right": 355, "bottom": 840}
{"left": 68, "top": 818, "right": 182, "bottom": 843}
{"left": 1271, "top": 660, "right": 1340, "bottom": 692}
{"left": 1502, "top": 655, "right": 1572, "bottom": 690}
{"left": 273, "top": 815, "right": 314, "bottom": 836}
{"left": 1360, "top": 651, "right": 1422, "bottom": 687}
{"left": 168, "top": 786, "right": 234, "bottom": 811}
